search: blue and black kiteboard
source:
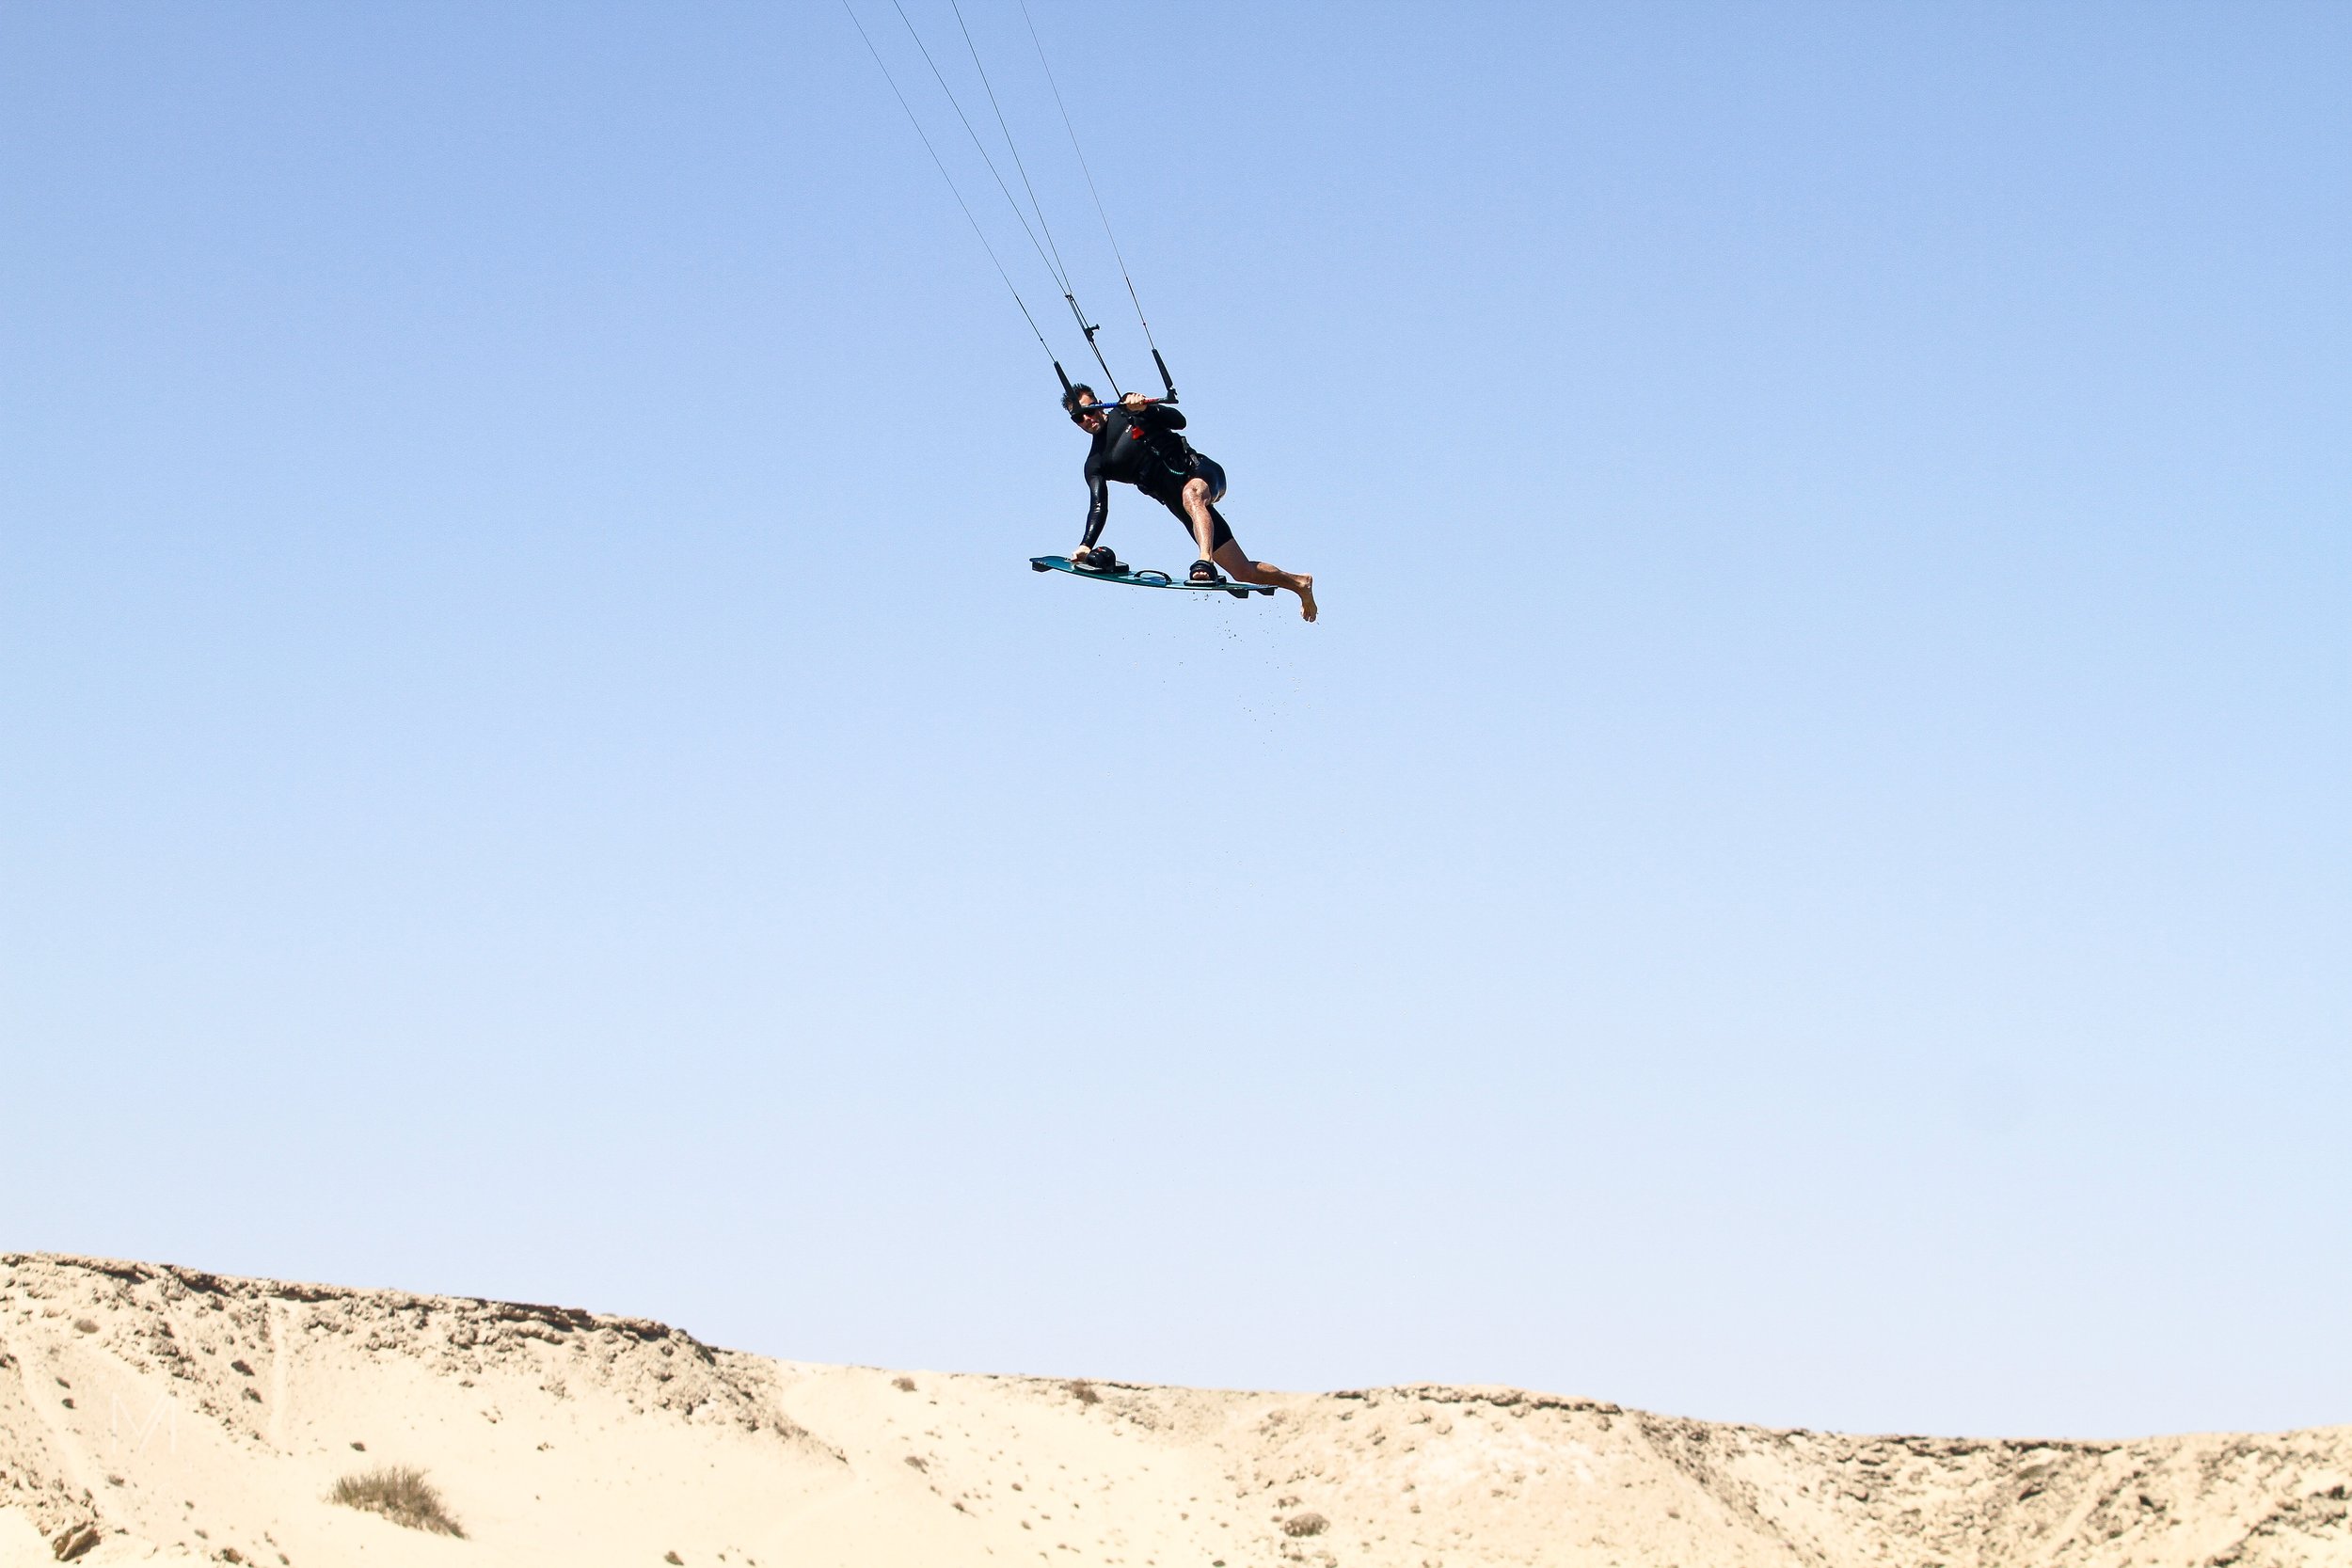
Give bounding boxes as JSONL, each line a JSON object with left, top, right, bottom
{"left": 1029, "top": 555, "right": 1272, "bottom": 600}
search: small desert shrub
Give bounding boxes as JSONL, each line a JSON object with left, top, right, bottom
{"left": 1066, "top": 1379, "right": 1102, "bottom": 1406}
{"left": 892, "top": 1375, "right": 916, "bottom": 1392}
{"left": 330, "top": 1466, "right": 465, "bottom": 1537}
{"left": 1282, "top": 1512, "right": 1329, "bottom": 1538}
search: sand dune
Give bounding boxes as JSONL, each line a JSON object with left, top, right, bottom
{"left": 2, "top": 1254, "right": 2344, "bottom": 1567}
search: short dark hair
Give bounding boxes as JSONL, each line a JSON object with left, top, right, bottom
{"left": 1061, "top": 383, "right": 1095, "bottom": 418}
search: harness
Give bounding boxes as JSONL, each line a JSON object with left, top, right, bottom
{"left": 1126, "top": 420, "right": 1197, "bottom": 480}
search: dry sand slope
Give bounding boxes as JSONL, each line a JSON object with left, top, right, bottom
{"left": 1, "top": 1256, "right": 2346, "bottom": 1568}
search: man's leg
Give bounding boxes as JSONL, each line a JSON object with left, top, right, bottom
{"left": 1176, "top": 476, "right": 1318, "bottom": 621}
{"left": 1179, "top": 478, "right": 1221, "bottom": 561}
{"left": 1212, "top": 537, "right": 1318, "bottom": 624}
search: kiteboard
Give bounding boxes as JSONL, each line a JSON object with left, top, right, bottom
{"left": 1030, "top": 555, "right": 1273, "bottom": 600}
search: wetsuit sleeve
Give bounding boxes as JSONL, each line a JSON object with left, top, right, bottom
{"left": 1081, "top": 451, "right": 1110, "bottom": 548}
{"left": 1152, "top": 405, "right": 1187, "bottom": 431}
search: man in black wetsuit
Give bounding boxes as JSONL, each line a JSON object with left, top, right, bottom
{"left": 1063, "top": 385, "right": 1317, "bottom": 622}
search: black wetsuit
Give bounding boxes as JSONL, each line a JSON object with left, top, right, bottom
{"left": 1080, "top": 404, "right": 1232, "bottom": 552}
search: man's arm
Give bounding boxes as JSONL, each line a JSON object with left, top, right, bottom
{"left": 1081, "top": 463, "right": 1110, "bottom": 550}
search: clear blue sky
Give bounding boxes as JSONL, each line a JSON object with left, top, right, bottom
{"left": 4, "top": 1, "right": 2345, "bottom": 1441}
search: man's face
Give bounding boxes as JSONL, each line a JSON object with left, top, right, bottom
{"left": 1073, "top": 404, "right": 1105, "bottom": 434}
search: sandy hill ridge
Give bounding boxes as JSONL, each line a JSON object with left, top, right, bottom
{"left": 0, "top": 1255, "right": 2345, "bottom": 1568}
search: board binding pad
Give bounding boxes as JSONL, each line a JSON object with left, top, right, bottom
{"left": 1030, "top": 555, "right": 1273, "bottom": 599}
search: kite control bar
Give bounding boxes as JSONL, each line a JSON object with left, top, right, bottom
{"left": 1078, "top": 395, "right": 1174, "bottom": 414}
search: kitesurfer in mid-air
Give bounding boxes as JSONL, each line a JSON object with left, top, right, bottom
{"left": 1063, "top": 386, "right": 1317, "bottom": 622}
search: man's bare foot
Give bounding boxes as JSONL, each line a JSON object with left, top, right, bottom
{"left": 1294, "top": 575, "right": 1317, "bottom": 622}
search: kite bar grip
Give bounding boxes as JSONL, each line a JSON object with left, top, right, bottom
{"left": 1080, "top": 399, "right": 1167, "bottom": 414}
